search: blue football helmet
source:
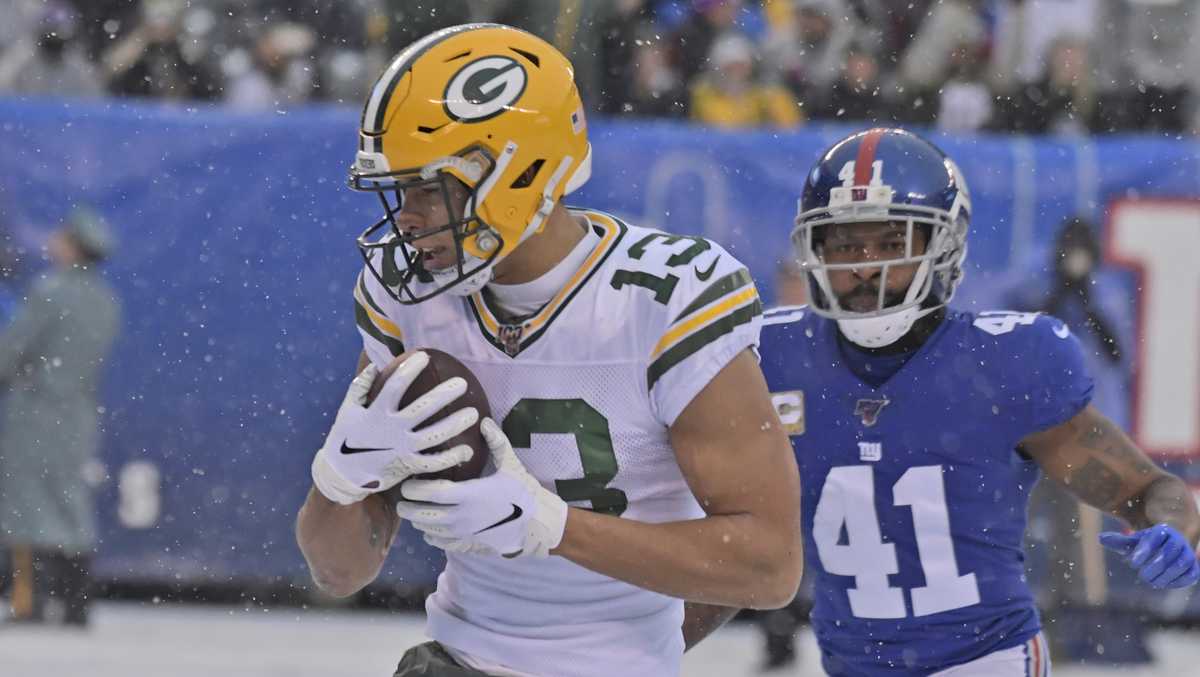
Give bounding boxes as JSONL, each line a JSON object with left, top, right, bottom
{"left": 792, "top": 127, "right": 970, "bottom": 346}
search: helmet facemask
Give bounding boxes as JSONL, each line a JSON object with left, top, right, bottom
{"left": 793, "top": 204, "right": 968, "bottom": 319}
{"left": 351, "top": 145, "right": 507, "bottom": 304}
{"left": 791, "top": 201, "right": 968, "bottom": 347}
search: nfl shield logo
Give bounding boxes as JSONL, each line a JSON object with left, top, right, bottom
{"left": 854, "top": 398, "right": 890, "bottom": 427}
{"left": 498, "top": 324, "right": 525, "bottom": 357}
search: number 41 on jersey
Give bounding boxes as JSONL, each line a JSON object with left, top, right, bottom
{"left": 813, "top": 464, "right": 981, "bottom": 619}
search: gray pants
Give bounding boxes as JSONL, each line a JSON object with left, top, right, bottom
{"left": 393, "top": 642, "right": 495, "bottom": 677}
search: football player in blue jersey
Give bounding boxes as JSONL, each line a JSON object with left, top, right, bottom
{"left": 750, "top": 127, "right": 1200, "bottom": 676}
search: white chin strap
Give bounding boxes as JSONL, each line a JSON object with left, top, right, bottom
{"left": 837, "top": 306, "right": 926, "bottom": 348}
{"left": 432, "top": 256, "right": 493, "bottom": 297}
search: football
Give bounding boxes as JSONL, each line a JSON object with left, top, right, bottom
{"left": 364, "top": 349, "right": 491, "bottom": 501}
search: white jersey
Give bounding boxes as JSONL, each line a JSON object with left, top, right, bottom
{"left": 354, "top": 209, "right": 763, "bottom": 677}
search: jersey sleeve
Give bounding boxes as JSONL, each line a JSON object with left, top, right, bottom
{"left": 1025, "top": 313, "right": 1094, "bottom": 432}
{"left": 353, "top": 267, "right": 406, "bottom": 368}
{"left": 646, "top": 241, "right": 764, "bottom": 426}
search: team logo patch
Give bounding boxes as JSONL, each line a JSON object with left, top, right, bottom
{"left": 857, "top": 441, "right": 883, "bottom": 462}
{"left": 854, "top": 398, "right": 890, "bottom": 427}
{"left": 443, "top": 56, "right": 527, "bottom": 123}
{"left": 770, "top": 390, "right": 805, "bottom": 436}
{"left": 498, "top": 323, "right": 525, "bottom": 357}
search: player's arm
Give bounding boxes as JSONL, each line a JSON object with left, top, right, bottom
{"left": 295, "top": 354, "right": 397, "bottom": 596}
{"left": 682, "top": 602, "right": 741, "bottom": 651}
{"left": 553, "top": 350, "right": 803, "bottom": 608}
{"left": 296, "top": 351, "right": 476, "bottom": 597}
{"left": 1021, "top": 404, "right": 1200, "bottom": 588}
{"left": 296, "top": 488, "right": 400, "bottom": 597}
{"left": 1020, "top": 404, "right": 1200, "bottom": 544}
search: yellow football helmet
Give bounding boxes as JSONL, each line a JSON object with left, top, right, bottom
{"left": 350, "top": 23, "right": 592, "bottom": 304}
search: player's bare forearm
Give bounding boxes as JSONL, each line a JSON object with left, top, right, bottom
{"left": 1023, "top": 405, "right": 1200, "bottom": 544}
{"left": 1134, "top": 475, "right": 1200, "bottom": 545}
{"left": 554, "top": 507, "right": 799, "bottom": 608}
{"left": 295, "top": 488, "right": 399, "bottom": 597}
{"left": 555, "top": 351, "right": 803, "bottom": 608}
{"left": 682, "top": 602, "right": 741, "bottom": 651}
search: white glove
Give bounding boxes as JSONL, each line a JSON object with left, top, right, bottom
{"left": 395, "top": 418, "right": 568, "bottom": 558}
{"left": 311, "top": 352, "right": 479, "bottom": 505}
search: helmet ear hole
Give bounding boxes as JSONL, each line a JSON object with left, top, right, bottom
{"left": 509, "top": 158, "right": 545, "bottom": 189}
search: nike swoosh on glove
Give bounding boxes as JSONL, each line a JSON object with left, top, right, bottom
{"left": 311, "top": 352, "right": 479, "bottom": 505}
{"left": 395, "top": 418, "right": 568, "bottom": 558}
{"left": 1100, "top": 523, "right": 1200, "bottom": 589}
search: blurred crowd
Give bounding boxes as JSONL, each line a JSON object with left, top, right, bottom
{"left": 2, "top": 0, "right": 1199, "bottom": 134}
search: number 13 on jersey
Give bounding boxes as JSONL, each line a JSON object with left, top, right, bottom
{"left": 813, "top": 464, "right": 980, "bottom": 619}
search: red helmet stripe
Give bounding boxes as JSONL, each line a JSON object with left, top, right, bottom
{"left": 853, "top": 128, "right": 886, "bottom": 185}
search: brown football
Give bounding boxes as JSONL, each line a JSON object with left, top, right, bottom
{"left": 364, "top": 349, "right": 491, "bottom": 503}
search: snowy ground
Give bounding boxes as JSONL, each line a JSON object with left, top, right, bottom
{"left": 0, "top": 601, "right": 1197, "bottom": 676}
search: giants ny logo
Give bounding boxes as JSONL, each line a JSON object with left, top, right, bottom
{"left": 854, "top": 398, "right": 890, "bottom": 427}
{"left": 858, "top": 441, "right": 883, "bottom": 462}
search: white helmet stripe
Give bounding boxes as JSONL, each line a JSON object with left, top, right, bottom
{"left": 360, "top": 23, "right": 497, "bottom": 149}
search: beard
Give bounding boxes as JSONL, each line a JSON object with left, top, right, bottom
{"left": 836, "top": 281, "right": 907, "bottom": 312}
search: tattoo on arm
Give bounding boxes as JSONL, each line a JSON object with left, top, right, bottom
{"left": 1057, "top": 410, "right": 1199, "bottom": 541}
{"left": 1071, "top": 415, "right": 1159, "bottom": 479}
{"left": 1066, "top": 458, "right": 1123, "bottom": 510}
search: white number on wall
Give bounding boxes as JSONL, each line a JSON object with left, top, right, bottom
{"left": 1108, "top": 201, "right": 1200, "bottom": 456}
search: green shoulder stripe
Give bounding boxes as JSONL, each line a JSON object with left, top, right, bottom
{"left": 357, "top": 271, "right": 388, "bottom": 317}
{"left": 354, "top": 301, "right": 405, "bottom": 357}
{"left": 647, "top": 299, "right": 762, "bottom": 390}
{"left": 673, "top": 268, "right": 753, "bottom": 323}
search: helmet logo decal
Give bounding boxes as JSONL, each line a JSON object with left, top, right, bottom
{"left": 832, "top": 159, "right": 892, "bottom": 209}
{"left": 837, "top": 159, "right": 883, "bottom": 188}
{"left": 444, "top": 56, "right": 527, "bottom": 123}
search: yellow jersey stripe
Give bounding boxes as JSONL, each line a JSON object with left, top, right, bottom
{"left": 353, "top": 283, "right": 404, "bottom": 340}
{"left": 650, "top": 287, "right": 758, "bottom": 361}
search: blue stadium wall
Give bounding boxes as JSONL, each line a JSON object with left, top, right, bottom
{"left": 0, "top": 97, "right": 1198, "bottom": 616}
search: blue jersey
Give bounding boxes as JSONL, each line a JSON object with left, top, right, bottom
{"left": 758, "top": 307, "right": 1093, "bottom": 676}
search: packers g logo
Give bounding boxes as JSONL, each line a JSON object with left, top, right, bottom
{"left": 443, "top": 56, "right": 527, "bottom": 123}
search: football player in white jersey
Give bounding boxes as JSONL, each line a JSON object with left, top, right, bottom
{"left": 295, "top": 24, "right": 803, "bottom": 677}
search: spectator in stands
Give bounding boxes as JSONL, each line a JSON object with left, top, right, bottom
{"left": 595, "top": 0, "right": 659, "bottom": 115}
{"left": 0, "top": 208, "right": 122, "bottom": 628}
{"left": 103, "top": 0, "right": 221, "bottom": 101}
{"left": 997, "top": 37, "right": 1096, "bottom": 135}
{"left": 618, "top": 28, "right": 689, "bottom": 118}
{"left": 762, "top": 0, "right": 857, "bottom": 118}
{"left": 818, "top": 41, "right": 892, "bottom": 122}
{"left": 689, "top": 33, "right": 803, "bottom": 128}
{"left": 0, "top": 2, "right": 103, "bottom": 98}
{"left": 670, "top": 0, "right": 745, "bottom": 87}
{"left": 224, "top": 23, "right": 317, "bottom": 111}
{"left": 1122, "top": 0, "right": 1200, "bottom": 133}
{"left": 936, "top": 40, "right": 993, "bottom": 131}
{"left": 896, "top": 0, "right": 986, "bottom": 123}
{"left": 989, "top": 0, "right": 1099, "bottom": 91}
{"left": 989, "top": 0, "right": 1103, "bottom": 132}
{"left": 383, "top": 0, "right": 473, "bottom": 54}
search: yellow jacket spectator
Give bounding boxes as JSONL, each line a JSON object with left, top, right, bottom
{"left": 689, "top": 33, "right": 803, "bottom": 128}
